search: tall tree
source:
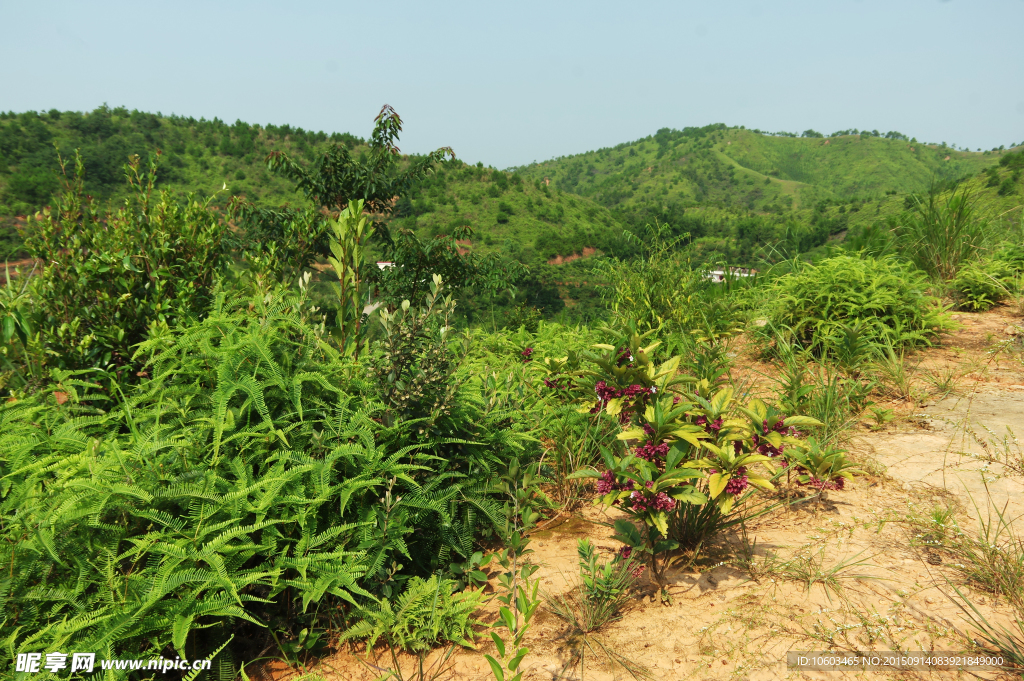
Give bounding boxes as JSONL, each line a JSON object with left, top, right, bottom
{"left": 228, "top": 104, "right": 454, "bottom": 278}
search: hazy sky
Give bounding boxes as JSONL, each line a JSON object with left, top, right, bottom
{"left": 2, "top": 0, "right": 1023, "bottom": 168}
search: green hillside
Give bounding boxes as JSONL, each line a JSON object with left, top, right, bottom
{"left": 0, "top": 106, "right": 363, "bottom": 213}
{"left": 0, "top": 107, "right": 627, "bottom": 322}
{"left": 511, "top": 125, "right": 1021, "bottom": 265}
{"left": 516, "top": 125, "right": 1007, "bottom": 211}
{"left": 2, "top": 108, "right": 1020, "bottom": 275}
{"left": 0, "top": 106, "right": 367, "bottom": 258}
{"left": 391, "top": 163, "right": 626, "bottom": 262}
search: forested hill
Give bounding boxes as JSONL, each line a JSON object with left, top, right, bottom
{"left": 0, "top": 107, "right": 638, "bottom": 270}
{"left": 0, "top": 106, "right": 364, "bottom": 218}
{"left": 1, "top": 109, "right": 1021, "bottom": 271}
{"left": 515, "top": 124, "right": 1011, "bottom": 214}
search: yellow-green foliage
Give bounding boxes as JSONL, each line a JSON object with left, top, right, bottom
{"left": 758, "top": 254, "right": 952, "bottom": 356}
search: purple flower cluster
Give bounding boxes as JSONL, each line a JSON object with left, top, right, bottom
{"left": 596, "top": 469, "right": 629, "bottom": 495}
{"left": 592, "top": 381, "right": 656, "bottom": 422}
{"left": 521, "top": 347, "right": 534, "bottom": 362}
{"left": 616, "top": 347, "right": 634, "bottom": 367}
{"left": 724, "top": 466, "right": 749, "bottom": 495}
{"left": 628, "top": 488, "right": 677, "bottom": 512}
{"left": 615, "top": 547, "right": 645, "bottom": 577}
{"left": 594, "top": 380, "right": 620, "bottom": 403}
{"left": 635, "top": 440, "right": 669, "bottom": 462}
{"left": 752, "top": 419, "right": 793, "bottom": 458}
{"left": 803, "top": 475, "right": 846, "bottom": 491}
{"left": 695, "top": 415, "right": 723, "bottom": 432}
{"left": 543, "top": 377, "right": 572, "bottom": 391}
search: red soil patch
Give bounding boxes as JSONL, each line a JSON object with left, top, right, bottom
{"left": 547, "top": 246, "right": 597, "bottom": 265}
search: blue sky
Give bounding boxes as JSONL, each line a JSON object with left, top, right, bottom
{"left": 2, "top": 0, "right": 1022, "bottom": 168}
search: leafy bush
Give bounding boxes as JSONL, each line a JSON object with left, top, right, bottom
{"left": 545, "top": 539, "right": 640, "bottom": 633}
{"left": 595, "top": 230, "right": 745, "bottom": 342}
{"left": 757, "top": 254, "right": 951, "bottom": 358}
{"left": 951, "top": 259, "right": 1016, "bottom": 311}
{"left": 0, "top": 281, "right": 530, "bottom": 676}
{"left": 502, "top": 303, "right": 542, "bottom": 333}
{"left": 341, "top": 575, "right": 484, "bottom": 681}
{"left": 894, "top": 184, "right": 988, "bottom": 281}
{"left": 570, "top": 324, "right": 822, "bottom": 597}
{"left": 17, "top": 151, "right": 228, "bottom": 383}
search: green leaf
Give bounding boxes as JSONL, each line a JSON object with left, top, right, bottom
{"left": 509, "top": 649, "right": 528, "bottom": 671}
{"left": 783, "top": 415, "right": 824, "bottom": 428}
{"left": 484, "top": 655, "right": 506, "bottom": 681}
{"left": 612, "top": 519, "right": 643, "bottom": 547}
{"left": 490, "top": 632, "right": 506, "bottom": 658}
{"left": 651, "top": 511, "right": 669, "bottom": 536}
{"left": 670, "top": 488, "right": 707, "bottom": 504}
{"left": 708, "top": 473, "right": 727, "bottom": 499}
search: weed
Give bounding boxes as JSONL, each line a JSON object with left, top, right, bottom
{"left": 872, "top": 343, "right": 922, "bottom": 402}
{"left": 950, "top": 585, "right": 1024, "bottom": 671}
{"left": 923, "top": 363, "right": 964, "bottom": 399}
{"left": 540, "top": 408, "right": 620, "bottom": 509}
{"left": 756, "top": 253, "right": 952, "bottom": 360}
{"left": 869, "top": 406, "right": 895, "bottom": 429}
{"left": 740, "top": 542, "right": 878, "bottom": 601}
{"left": 545, "top": 539, "right": 640, "bottom": 633}
{"left": 341, "top": 576, "right": 484, "bottom": 681}
{"left": 806, "top": 366, "right": 873, "bottom": 445}
{"left": 895, "top": 183, "right": 989, "bottom": 282}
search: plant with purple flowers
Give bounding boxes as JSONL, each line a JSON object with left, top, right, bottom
{"left": 783, "top": 437, "right": 860, "bottom": 492}
{"left": 571, "top": 323, "right": 832, "bottom": 599}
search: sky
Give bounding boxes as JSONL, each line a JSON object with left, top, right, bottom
{"left": 2, "top": 0, "right": 1023, "bottom": 168}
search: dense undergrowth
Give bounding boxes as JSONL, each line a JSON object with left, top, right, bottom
{"left": 1, "top": 106, "right": 1023, "bottom": 680}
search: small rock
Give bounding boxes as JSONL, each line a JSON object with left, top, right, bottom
{"left": 1005, "top": 326, "right": 1020, "bottom": 336}
{"left": 925, "top": 596, "right": 937, "bottom": 604}
{"left": 902, "top": 482, "right": 912, "bottom": 491}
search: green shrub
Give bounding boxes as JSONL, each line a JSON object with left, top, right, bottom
{"left": 894, "top": 184, "right": 988, "bottom": 281}
{"left": 340, "top": 575, "right": 484, "bottom": 680}
{"left": 951, "top": 259, "right": 1016, "bottom": 311}
{"left": 0, "top": 281, "right": 532, "bottom": 675}
{"left": 595, "top": 230, "right": 744, "bottom": 341}
{"left": 503, "top": 303, "right": 542, "bottom": 333}
{"left": 569, "top": 323, "right": 824, "bottom": 599}
{"left": 17, "top": 152, "right": 228, "bottom": 382}
{"left": 757, "top": 254, "right": 951, "bottom": 358}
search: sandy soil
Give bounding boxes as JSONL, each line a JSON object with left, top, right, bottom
{"left": 265, "top": 306, "right": 1024, "bottom": 681}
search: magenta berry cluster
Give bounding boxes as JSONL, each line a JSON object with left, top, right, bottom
{"left": 591, "top": 381, "right": 656, "bottom": 423}
{"left": 723, "top": 466, "right": 749, "bottom": 494}
{"left": 628, "top": 487, "right": 676, "bottom": 513}
{"left": 635, "top": 440, "right": 669, "bottom": 462}
{"left": 751, "top": 419, "right": 796, "bottom": 457}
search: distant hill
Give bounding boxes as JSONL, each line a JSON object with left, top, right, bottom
{"left": 511, "top": 124, "right": 1021, "bottom": 264}
{"left": 514, "top": 125, "right": 1006, "bottom": 211}
{"left": 0, "top": 106, "right": 366, "bottom": 258}
{"left": 2, "top": 109, "right": 1020, "bottom": 272}
{"left": 0, "top": 106, "right": 364, "bottom": 214}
